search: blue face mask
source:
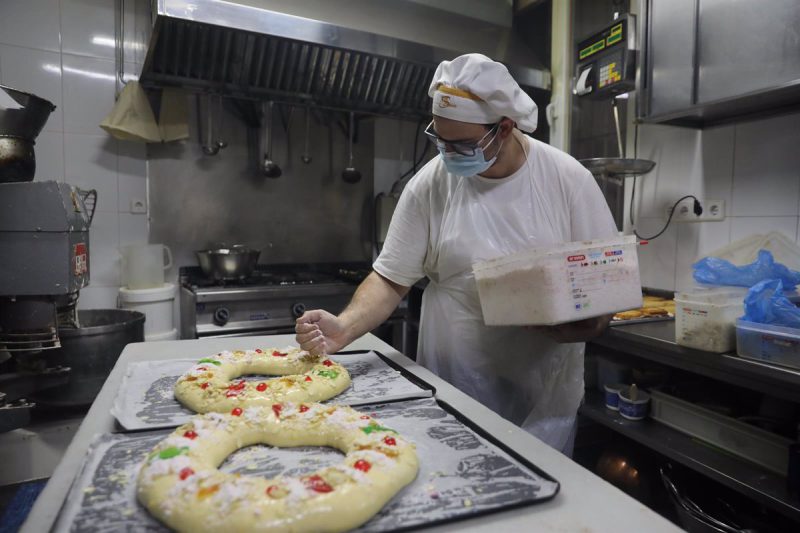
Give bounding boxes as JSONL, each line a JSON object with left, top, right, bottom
{"left": 437, "top": 131, "right": 503, "bottom": 177}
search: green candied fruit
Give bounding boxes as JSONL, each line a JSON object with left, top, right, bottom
{"left": 317, "top": 370, "right": 339, "bottom": 379}
{"left": 360, "top": 424, "right": 397, "bottom": 435}
{"left": 197, "top": 358, "right": 222, "bottom": 366}
{"left": 157, "top": 446, "right": 189, "bottom": 460}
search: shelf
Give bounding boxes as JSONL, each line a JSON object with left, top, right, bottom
{"left": 591, "top": 321, "right": 800, "bottom": 403}
{"left": 580, "top": 390, "right": 800, "bottom": 522}
{"left": 640, "top": 79, "right": 800, "bottom": 128}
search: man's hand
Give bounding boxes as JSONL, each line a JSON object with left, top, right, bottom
{"left": 295, "top": 310, "right": 349, "bottom": 356}
{"left": 534, "top": 314, "right": 612, "bottom": 344}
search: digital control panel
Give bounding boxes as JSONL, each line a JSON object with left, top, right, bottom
{"left": 574, "top": 15, "right": 636, "bottom": 99}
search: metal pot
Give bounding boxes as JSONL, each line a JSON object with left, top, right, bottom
{"left": 30, "top": 309, "right": 145, "bottom": 408}
{"left": 195, "top": 245, "right": 260, "bottom": 281}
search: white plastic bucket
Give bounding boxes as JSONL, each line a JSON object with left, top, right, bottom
{"left": 120, "top": 244, "right": 173, "bottom": 290}
{"left": 118, "top": 283, "right": 176, "bottom": 338}
{"left": 145, "top": 328, "right": 179, "bottom": 341}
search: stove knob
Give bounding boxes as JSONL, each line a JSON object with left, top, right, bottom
{"left": 291, "top": 303, "right": 306, "bottom": 318}
{"left": 213, "top": 307, "right": 231, "bottom": 326}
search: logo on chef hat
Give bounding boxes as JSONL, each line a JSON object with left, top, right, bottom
{"left": 437, "top": 94, "right": 456, "bottom": 108}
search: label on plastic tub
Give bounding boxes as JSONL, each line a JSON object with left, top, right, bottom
{"left": 474, "top": 236, "right": 643, "bottom": 325}
{"left": 565, "top": 246, "right": 634, "bottom": 312}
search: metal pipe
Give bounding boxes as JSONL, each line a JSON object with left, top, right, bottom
{"left": 612, "top": 98, "right": 624, "bottom": 158}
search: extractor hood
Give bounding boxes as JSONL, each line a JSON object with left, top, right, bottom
{"left": 140, "top": 0, "right": 550, "bottom": 119}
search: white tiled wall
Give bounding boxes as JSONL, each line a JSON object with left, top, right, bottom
{"left": 630, "top": 110, "right": 800, "bottom": 291}
{"left": 0, "top": 0, "right": 151, "bottom": 308}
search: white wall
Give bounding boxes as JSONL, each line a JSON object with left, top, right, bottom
{"left": 0, "top": 0, "right": 151, "bottom": 309}
{"left": 631, "top": 111, "right": 800, "bottom": 291}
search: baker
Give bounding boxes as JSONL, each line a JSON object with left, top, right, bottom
{"left": 296, "top": 53, "right": 617, "bottom": 455}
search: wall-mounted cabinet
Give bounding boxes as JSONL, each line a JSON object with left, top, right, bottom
{"left": 640, "top": 0, "right": 800, "bottom": 127}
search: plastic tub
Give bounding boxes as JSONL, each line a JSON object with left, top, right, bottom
{"left": 118, "top": 283, "right": 176, "bottom": 338}
{"left": 603, "top": 383, "right": 626, "bottom": 410}
{"left": 618, "top": 388, "right": 650, "bottom": 420}
{"left": 650, "top": 390, "right": 791, "bottom": 475}
{"left": 473, "top": 236, "right": 642, "bottom": 326}
{"left": 674, "top": 287, "right": 747, "bottom": 353}
{"left": 736, "top": 319, "right": 800, "bottom": 370}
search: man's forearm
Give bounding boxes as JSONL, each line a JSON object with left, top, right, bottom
{"left": 338, "top": 271, "right": 409, "bottom": 345}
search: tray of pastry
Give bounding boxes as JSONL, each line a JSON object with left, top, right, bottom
{"left": 54, "top": 397, "right": 559, "bottom": 533}
{"left": 610, "top": 289, "right": 675, "bottom": 326}
{"left": 111, "top": 350, "right": 435, "bottom": 431}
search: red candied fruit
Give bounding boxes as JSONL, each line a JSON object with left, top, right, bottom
{"left": 183, "top": 430, "right": 198, "bottom": 440}
{"left": 256, "top": 382, "right": 268, "bottom": 392}
{"left": 231, "top": 407, "right": 243, "bottom": 416}
{"left": 383, "top": 436, "right": 396, "bottom": 446}
{"left": 354, "top": 459, "right": 372, "bottom": 472}
{"left": 179, "top": 467, "right": 195, "bottom": 480}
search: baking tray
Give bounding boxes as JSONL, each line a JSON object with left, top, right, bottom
{"left": 610, "top": 315, "right": 674, "bottom": 327}
{"left": 55, "top": 397, "right": 559, "bottom": 532}
{"left": 610, "top": 287, "right": 675, "bottom": 327}
{"left": 111, "top": 350, "right": 435, "bottom": 431}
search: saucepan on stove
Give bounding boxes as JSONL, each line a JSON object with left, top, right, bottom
{"left": 195, "top": 245, "right": 261, "bottom": 281}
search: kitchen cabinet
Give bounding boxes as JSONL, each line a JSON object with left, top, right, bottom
{"left": 641, "top": 0, "right": 800, "bottom": 126}
{"left": 585, "top": 321, "right": 800, "bottom": 526}
{"left": 697, "top": 0, "right": 800, "bottom": 104}
{"left": 644, "top": 0, "right": 696, "bottom": 117}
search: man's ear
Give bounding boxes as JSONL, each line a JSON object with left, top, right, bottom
{"left": 497, "top": 117, "right": 515, "bottom": 140}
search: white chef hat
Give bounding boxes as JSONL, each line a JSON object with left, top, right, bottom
{"left": 428, "top": 53, "right": 538, "bottom": 133}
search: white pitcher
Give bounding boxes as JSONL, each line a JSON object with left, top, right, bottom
{"left": 120, "top": 244, "right": 173, "bottom": 289}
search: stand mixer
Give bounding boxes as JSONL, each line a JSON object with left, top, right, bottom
{"left": 0, "top": 85, "right": 95, "bottom": 432}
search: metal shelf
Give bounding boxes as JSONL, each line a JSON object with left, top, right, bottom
{"left": 591, "top": 321, "right": 800, "bottom": 403}
{"left": 580, "top": 390, "right": 800, "bottom": 522}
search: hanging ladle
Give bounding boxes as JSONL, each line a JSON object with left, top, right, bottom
{"left": 199, "top": 94, "right": 226, "bottom": 156}
{"left": 262, "top": 101, "right": 281, "bottom": 178}
{"left": 341, "top": 111, "right": 361, "bottom": 183}
{"left": 301, "top": 105, "right": 312, "bottom": 164}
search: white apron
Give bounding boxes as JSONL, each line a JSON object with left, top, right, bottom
{"left": 417, "top": 133, "right": 586, "bottom": 453}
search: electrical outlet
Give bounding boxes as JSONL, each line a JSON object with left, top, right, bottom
{"left": 130, "top": 198, "right": 147, "bottom": 214}
{"left": 666, "top": 198, "right": 725, "bottom": 222}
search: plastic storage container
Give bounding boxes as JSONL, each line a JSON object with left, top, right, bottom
{"left": 674, "top": 287, "right": 747, "bottom": 353}
{"left": 736, "top": 319, "right": 800, "bottom": 370}
{"left": 473, "top": 236, "right": 642, "bottom": 326}
{"left": 650, "top": 390, "right": 791, "bottom": 475}
{"left": 603, "top": 383, "right": 626, "bottom": 410}
{"left": 618, "top": 387, "right": 650, "bottom": 420}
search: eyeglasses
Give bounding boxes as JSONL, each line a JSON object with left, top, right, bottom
{"left": 424, "top": 121, "right": 500, "bottom": 156}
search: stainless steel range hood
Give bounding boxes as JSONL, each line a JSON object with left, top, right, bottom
{"left": 140, "top": 0, "right": 550, "bottom": 119}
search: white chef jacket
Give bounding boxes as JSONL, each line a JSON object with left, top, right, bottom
{"left": 374, "top": 130, "right": 617, "bottom": 452}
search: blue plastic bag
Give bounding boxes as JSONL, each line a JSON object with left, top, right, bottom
{"left": 693, "top": 250, "right": 800, "bottom": 288}
{"left": 743, "top": 279, "right": 800, "bottom": 328}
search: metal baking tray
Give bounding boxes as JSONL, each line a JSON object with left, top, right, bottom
{"left": 111, "top": 350, "right": 436, "bottom": 431}
{"left": 55, "top": 397, "right": 559, "bottom": 532}
{"left": 610, "top": 288, "right": 675, "bottom": 327}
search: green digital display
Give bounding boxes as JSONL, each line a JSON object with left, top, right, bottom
{"left": 579, "top": 39, "right": 606, "bottom": 60}
{"left": 577, "top": 20, "right": 625, "bottom": 62}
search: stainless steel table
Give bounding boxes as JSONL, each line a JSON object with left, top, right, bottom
{"left": 22, "top": 333, "right": 680, "bottom": 532}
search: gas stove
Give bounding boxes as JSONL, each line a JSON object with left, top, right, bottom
{"left": 179, "top": 264, "right": 383, "bottom": 340}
